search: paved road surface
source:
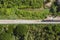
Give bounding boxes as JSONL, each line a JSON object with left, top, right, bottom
{"left": 0, "top": 20, "right": 60, "bottom": 24}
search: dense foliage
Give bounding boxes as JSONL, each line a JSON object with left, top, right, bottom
{"left": 0, "top": 0, "right": 59, "bottom": 19}
{"left": 0, "top": 0, "right": 43, "bottom": 8}
{"left": 15, "top": 9, "right": 49, "bottom": 19}
{"left": 0, "top": 8, "right": 49, "bottom": 19}
{"left": 0, "top": 24, "right": 60, "bottom": 40}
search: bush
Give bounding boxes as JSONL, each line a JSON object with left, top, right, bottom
{"left": 0, "top": 32, "right": 15, "bottom": 40}
{"left": 0, "top": 24, "right": 60, "bottom": 40}
{"left": 15, "top": 9, "right": 49, "bottom": 19}
{"left": 0, "top": 0, "right": 44, "bottom": 8}
{"left": 13, "top": 25, "right": 28, "bottom": 37}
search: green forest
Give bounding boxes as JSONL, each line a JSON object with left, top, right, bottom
{"left": 0, "top": 24, "right": 60, "bottom": 40}
{"left": 0, "top": 0, "right": 59, "bottom": 19}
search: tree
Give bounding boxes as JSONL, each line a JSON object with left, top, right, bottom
{"left": 13, "top": 25, "right": 28, "bottom": 40}
{"left": 0, "top": 32, "right": 15, "bottom": 40}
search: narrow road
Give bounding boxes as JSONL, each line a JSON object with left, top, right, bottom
{"left": 0, "top": 20, "right": 60, "bottom": 24}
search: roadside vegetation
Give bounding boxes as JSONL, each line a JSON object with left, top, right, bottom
{"left": 0, "top": 0, "right": 60, "bottom": 19}
{"left": 0, "top": 24, "right": 60, "bottom": 40}
{"left": 15, "top": 9, "right": 49, "bottom": 19}
{"left": 0, "top": 8, "right": 49, "bottom": 19}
